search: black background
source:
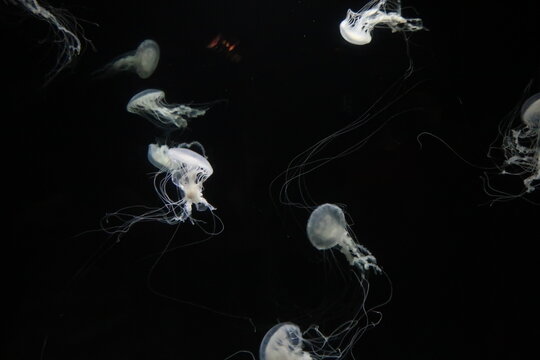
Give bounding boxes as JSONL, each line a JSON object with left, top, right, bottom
{"left": 4, "top": 1, "right": 540, "bottom": 359}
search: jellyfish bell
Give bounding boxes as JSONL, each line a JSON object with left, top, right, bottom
{"left": 521, "top": 92, "right": 540, "bottom": 129}
{"left": 306, "top": 203, "right": 347, "bottom": 250}
{"left": 307, "top": 204, "right": 380, "bottom": 275}
{"left": 260, "top": 323, "right": 312, "bottom": 360}
{"left": 94, "top": 39, "right": 160, "bottom": 79}
{"left": 147, "top": 143, "right": 174, "bottom": 170}
{"left": 127, "top": 89, "right": 208, "bottom": 129}
{"left": 339, "top": 10, "right": 373, "bottom": 46}
{"left": 134, "top": 39, "right": 160, "bottom": 79}
{"left": 339, "top": 0, "right": 424, "bottom": 46}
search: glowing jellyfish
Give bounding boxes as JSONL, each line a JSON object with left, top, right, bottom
{"left": 260, "top": 323, "right": 312, "bottom": 360}
{"left": 94, "top": 39, "right": 160, "bottom": 79}
{"left": 254, "top": 208, "right": 387, "bottom": 360}
{"left": 340, "top": 0, "right": 423, "bottom": 45}
{"left": 8, "top": 0, "right": 85, "bottom": 84}
{"left": 127, "top": 89, "right": 208, "bottom": 129}
{"left": 148, "top": 142, "right": 215, "bottom": 223}
{"left": 103, "top": 142, "right": 216, "bottom": 235}
{"left": 500, "top": 92, "right": 540, "bottom": 194}
{"left": 307, "top": 204, "right": 380, "bottom": 275}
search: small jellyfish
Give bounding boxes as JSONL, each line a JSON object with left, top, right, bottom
{"left": 94, "top": 39, "right": 160, "bottom": 79}
{"left": 339, "top": 0, "right": 423, "bottom": 45}
{"left": 307, "top": 204, "right": 380, "bottom": 275}
{"left": 260, "top": 323, "right": 312, "bottom": 360}
{"left": 8, "top": 0, "right": 85, "bottom": 84}
{"left": 127, "top": 89, "right": 208, "bottom": 129}
{"left": 148, "top": 142, "right": 215, "bottom": 223}
{"left": 500, "top": 92, "right": 540, "bottom": 194}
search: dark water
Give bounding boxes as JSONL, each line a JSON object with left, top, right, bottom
{"left": 4, "top": 1, "right": 539, "bottom": 359}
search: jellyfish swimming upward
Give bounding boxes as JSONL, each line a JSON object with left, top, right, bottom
{"left": 127, "top": 89, "right": 208, "bottom": 129}
{"left": 307, "top": 203, "right": 380, "bottom": 276}
{"left": 340, "top": 0, "right": 424, "bottom": 45}
{"left": 94, "top": 39, "right": 160, "bottom": 79}
{"left": 501, "top": 92, "right": 540, "bottom": 194}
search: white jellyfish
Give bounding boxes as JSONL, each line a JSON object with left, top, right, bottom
{"left": 148, "top": 142, "right": 216, "bottom": 223}
{"left": 339, "top": 0, "right": 423, "bottom": 45}
{"left": 500, "top": 93, "right": 540, "bottom": 194}
{"left": 103, "top": 142, "right": 217, "bottom": 235}
{"left": 94, "top": 39, "right": 160, "bottom": 79}
{"left": 260, "top": 323, "right": 313, "bottom": 360}
{"left": 307, "top": 203, "right": 380, "bottom": 276}
{"left": 127, "top": 89, "right": 208, "bottom": 129}
{"left": 8, "top": 0, "right": 85, "bottom": 84}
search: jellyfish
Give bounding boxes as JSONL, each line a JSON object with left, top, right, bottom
{"left": 339, "top": 0, "right": 423, "bottom": 45}
{"left": 127, "top": 89, "right": 208, "bottom": 129}
{"left": 94, "top": 39, "right": 160, "bottom": 79}
{"left": 307, "top": 203, "right": 380, "bottom": 276}
{"left": 500, "top": 92, "right": 540, "bottom": 194}
{"left": 148, "top": 142, "right": 216, "bottom": 223}
{"left": 260, "top": 323, "right": 312, "bottom": 360}
{"left": 103, "top": 142, "right": 217, "bottom": 235}
{"left": 8, "top": 0, "right": 85, "bottom": 84}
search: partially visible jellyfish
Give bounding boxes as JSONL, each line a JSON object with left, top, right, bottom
{"left": 499, "top": 93, "right": 540, "bottom": 194}
{"left": 8, "top": 0, "right": 86, "bottom": 84}
{"left": 94, "top": 39, "right": 160, "bottom": 79}
{"left": 104, "top": 142, "right": 217, "bottom": 234}
{"left": 307, "top": 204, "right": 380, "bottom": 276}
{"left": 127, "top": 89, "right": 208, "bottom": 129}
{"left": 485, "top": 90, "right": 540, "bottom": 202}
{"left": 340, "top": 0, "right": 424, "bottom": 45}
{"left": 260, "top": 323, "right": 312, "bottom": 360}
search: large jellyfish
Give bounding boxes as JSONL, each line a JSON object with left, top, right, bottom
{"left": 340, "top": 0, "right": 424, "bottom": 45}
{"left": 8, "top": 0, "right": 85, "bottom": 84}
{"left": 94, "top": 39, "right": 160, "bottom": 79}
{"left": 307, "top": 204, "right": 380, "bottom": 276}
{"left": 127, "top": 89, "right": 208, "bottom": 129}
{"left": 104, "top": 142, "right": 216, "bottom": 234}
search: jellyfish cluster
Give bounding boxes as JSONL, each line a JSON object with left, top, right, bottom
{"left": 29, "top": 0, "right": 539, "bottom": 359}
{"left": 94, "top": 40, "right": 219, "bottom": 234}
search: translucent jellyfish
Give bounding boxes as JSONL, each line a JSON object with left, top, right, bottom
{"left": 307, "top": 204, "right": 380, "bottom": 276}
{"left": 340, "top": 0, "right": 424, "bottom": 45}
{"left": 94, "top": 39, "right": 160, "bottom": 79}
{"left": 500, "top": 92, "right": 540, "bottom": 194}
{"left": 148, "top": 142, "right": 216, "bottom": 223}
{"left": 260, "top": 323, "right": 312, "bottom": 360}
{"left": 8, "top": 0, "right": 85, "bottom": 84}
{"left": 127, "top": 89, "right": 208, "bottom": 129}
{"left": 103, "top": 142, "right": 217, "bottom": 235}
